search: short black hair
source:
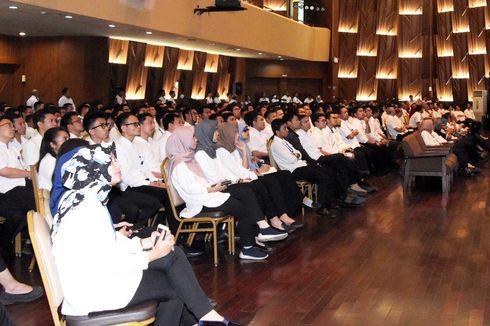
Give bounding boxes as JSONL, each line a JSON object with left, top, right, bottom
{"left": 264, "top": 109, "right": 276, "bottom": 121}
{"left": 60, "top": 112, "right": 78, "bottom": 129}
{"left": 137, "top": 113, "right": 153, "bottom": 124}
{"left": 83, "top": 110, "right": 106, "bottom": 132}
{"left": 32, "top": 109, "right": 55, "bottom": 130}
{"left": 115, "top": 112, "right": 134, "bottom": 133}
{"left": 283, "top": 111, "right": 299, "bottom": 123}
{"left": 162, "top": 112, "right": 180, "bottom": 130}
{"left": 244, "top": 111, "right": 259, "bottom": 127}
{"left": 311, "top": 113, "right": 325, "bottom": 124}
{"left": 222, "top": 112, "right": 234, "bottom": 122}
{"left": 61, "top": 87, "right": 69, "bottom": 95}
{"left": 271, "top": 118, "right": 286, "bottom": 134}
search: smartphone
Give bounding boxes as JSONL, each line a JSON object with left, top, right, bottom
{"left": 222, "top": 180, "right": 232, "bottom": 186}
{"left": 154, "top": 224, "right": 170, "bottom": 247}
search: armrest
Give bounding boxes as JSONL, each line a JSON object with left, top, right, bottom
{"left": 408, "top": 152, "right": 447, "bottom": 158}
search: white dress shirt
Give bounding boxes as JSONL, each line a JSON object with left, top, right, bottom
{"left": 52, "top": 192, "right": 148, "bottom": 316}
{"left": 170, "top": 162, "right": 230, "bottom": 218}
{"left": 109, "top": 127, "right": 121, "bottom": 142}
{"left": 281, "top": 95, "right": 292, "bottom": 103}
{"left": 248, "top": 127, "right": 269, "bottom": 153}
{"left": 368, "top": 117, "right": 384, "bottom": 142}
{"left": 259, "top": 97, "right": 270, "bottom": 103}
{"left": 297, "top": 129, "right": 321, "bottom": 160}
{"left": 58, "top": 95, "right": 75, "bottom": 108}
{"left": 9, "top": 136, "right": 27, "bottom": 165}
{"left": 38, "top": 153, "right": 56, "bottom": 190}
{"left": 270, "top": 137, "right": 307, "bottom": 172}
{"left": 350, "top": 118, "right": 369, "bottom": 144}
{"left": 115, "top": 137, "right": 157, "bottom": 190}
{"left": 215, "top": 148, "right": 257, "bottom": 180}
{"left": 339, "top": 120, "right": 361, "bottom": 148}
{"left": 421, "top": 130, "right": 447, "bottom": 146}
{"left": 158, "top": 131, "right": 172, "bottom": 161}
{"left": 292, "top": 96, "right": 302, "bottom": 104}
{"left": 464, "top": 108, "right": 476, "bottom": 120}
{"left": 133, "top": 136, "right": 161, "bottom": 173}
{"left": 409, "top": 112, "right": 423, "bottom": 128}
{"left": 386, "top": 115, "right": 405, "bottom": 139}
{"left": 0, "top": 141, "right": 27, "bottom": 193}
{"left": 25, "top": 126, "right": 36, "bottom": 140}
{"left": 304, "top": 97, "right": 314, "bottom": 104}
{"left": 195, "top": 151, "right": 238, "bottom": 184}
{"left": 22, "top": 131, "right": 42, "bottom": 166}
{"left": 26, "top": 95, "right": 39, "bottom": 108}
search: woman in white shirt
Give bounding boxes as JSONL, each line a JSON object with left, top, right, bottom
{"left": 50, "top": 140, "right": 235, "bottom": 326}
{"left": 167, "top": 126, "right": 280, "bottom": 260}
{"left": 216, "top": 123, "right": 297, "bottom": 233}
{"left": 37, "top": 127, "right": 70, "bottom": 190}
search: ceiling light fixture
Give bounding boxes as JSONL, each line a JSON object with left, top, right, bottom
{"left": 235, "top": 48, "right": 241, "bottom": 51}
{"left": 9, "top": 5, "right": 18, "bottom": 9}
{"left": 65, "top": 15, "right": 73, "bottom": 19}
{"left": 258, "top": 52, "right": 263, "bottom": 55}
{"left": 19, "top": 32, "right": 26, "bottom": 36}
{"left": 108, "top": 24, "right": 116, "bottom": 28}
{"left": 146, "top": 31, "right": 153, "bottom": 35}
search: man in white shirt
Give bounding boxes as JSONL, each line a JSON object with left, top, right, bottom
{"left": 263, "top": 110, "right": 276, "bottom": 137}
{"left": 408, "top": 105, "right": 424, "bottom": 128}
{"left": 292, "top": 92, "right": 302, "bottom": 105}
{"left": 157, "top": 112, "right": 184, "bottom": 161}
{"left": 22, "top": 109, "right": 58, "bottom": 166}
{"left": 134, "top": 113, "right": 162, "bottom": 176}
{"left": 281, "top": 92, "right": 292, "bottom": 103}
{"left": 0, "top": 116, "right": 35, "bottom": 249}
{"left": 231, "top": 105, "right": 245, "bottom": 125}
{"left": 60, "top": 112, "right": 84, "bottom": 139}
{"left": 271, "top": 94, "right": 280, "bottom": 103}
{"left": 365, "top": 107, "right": 389, "bottom": 144}
{"left": 58, "top": 87, "right": 75, "bottom": 108}
{"left": 26, "top": 89, "right": 40, "bottom": 108}
{"left": 259, "top": 92, "right": 270, "bottom": 104}
{"left": 464, "top": 104, "right": 476, "bottom": 120}
{"left": 304, "top": 95, "right": 314, "bottom": 104}
{"left": 8, "top": 114, "right": 28, "bottom": 161}
{"left": 244, "top": 112, "right": 270, "bottom": 160}
{"left": 205, "top": 93, "right": 214, "bottom": 105}
{"left": 115, "top": 88, "right": 126, "bottom": 106}
{"left": 83, "top": 111, "right": 112, "bottom": 147}
{"left": 385, "top": 107, "right": 409, "bottom": 140}
{"left": 165, "top": 91, "right": 176, "bottom": 104}
{"left": 269, "top": 119, "right": 337, "bottom": 217}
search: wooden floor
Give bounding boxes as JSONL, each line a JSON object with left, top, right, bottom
{"left": 5, "top": 162, "right": 490, "bottom": 326}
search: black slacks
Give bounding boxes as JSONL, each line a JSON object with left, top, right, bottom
{"left": 292, "top": 165, "right": 336, "bottom": 208}
{"left": 260, "top": 170, "right": 303, "bottom": 216}
{"left": 110, "top": 188, "right": 160, "bottom": 226}
{"left": 126, "top": 247, "right": 213, "bottom": 326}
{"left": 0, "top": 304, "right": 15, "bottom": 326}
{"left": 0, "top": 254, "right": 6, "bottom": 273}
{"left": 208, "top": 184, "right": 263, "bottom": 247}
{"left": 0, "top": 180, "right": 35, "bottom": 250}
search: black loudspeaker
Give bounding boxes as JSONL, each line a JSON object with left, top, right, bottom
{"left": 233, "top": 82, "right": 243, "bottom": 96}
{"left": 215, "top": 0, "right": 241, "bottom": 8}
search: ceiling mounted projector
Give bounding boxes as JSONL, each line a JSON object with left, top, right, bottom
{"left": 194, "top": 0, "right": 246, "bottom": 15}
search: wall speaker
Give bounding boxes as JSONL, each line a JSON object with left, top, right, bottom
{"left": 215, "top": 0, "right": 241, "bottom": 8}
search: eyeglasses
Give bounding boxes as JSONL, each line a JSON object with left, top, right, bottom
{"left": 0, "top": 123, "right": 14, "bottom": 129}
{"left": 124, "top": 122, "right": 140, "bottom": 127}
{"left": 90, "top": 122, "right": 110, "bottom": 130}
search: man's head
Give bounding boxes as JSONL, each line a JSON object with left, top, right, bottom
{"left": 21, "top": 106, "right": 33, "bottom": 118}
{"left": 339, "top": 107, "right": 350, "bottom": 121}
{"left": 84, "top": 111, "right": 109, "bottom": 143}
{"left": 271, "top": 119, "right": 288, "bottom": 139}
{"left": 61, "top": 87, "right": 71, "bottom": 98}
{"left": 9, "top": 114, "right": 26, "bottom": 137}
{"left": 264, "top": 110, "right": 277, "bottom": 124}
{"left": 312, "top": 113, "right": 327, "bottom": 129}
{"left": 199, "top": 107, "right": 212, "bottom": 120}
{"left": 137, "top": 113, "right": 156, "bottom": 139}
{"left": 33, "top": 109, "right": 58, "bottom": 135}
{"left": 299, "top": 115, "right": 311, "bottom": 132}
{"left": 34, "top": 101, "right": 44, "bottom": 112}
{"left": 60, "top": 112, "right": 83, "bottom": 136}
{"left": 0, "top": 116, "right": 15, "bottom": 143}
{"left": 162, "top": 112, "right": 184, "bottom": 132}
{"left": 116, "top": 113, "right": 141, "bottom": 139}
{"left": 182, "top": 107, "right": 198, "bottom": 125}
{"left": 284, "top": 112, "right": 301, "bottom": 130}
{"left": 231, "top": 105, "right": 241, "bottom": 119}
{"left": 354, "top": 107, "right": 365, "bottom": 120}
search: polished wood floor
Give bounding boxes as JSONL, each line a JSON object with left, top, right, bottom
{"left": 5, "top": 162, "right": 490, "bottom": 326}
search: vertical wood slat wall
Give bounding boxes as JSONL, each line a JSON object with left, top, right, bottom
{"left": 337, "top": 0, "right": 490, "bottom": 103}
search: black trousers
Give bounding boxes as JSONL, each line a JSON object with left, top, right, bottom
{"left": 246, "top": 179, "right": 282, "bottom": 219}
{"left": 352, "top": 147, "right": 371, "bottom": 175}
{"left": 210, "top": 184, "right": 263, "bottom": 247}
{"left": 127, "top": 186, "right": 176, "bottom": 233}
{"left": 292, "top": 165, "right": 336, "bottom": 208}
{"left": 0, "top": 254, "right": 6, "bottom": 273}
{"left": 260, "top": 170, "right": 303, "bottom": 216}
{"left": 361, "top": 143, "right": 390, "bottom": 173}
{"left": 317, "top": 154, "right": 357, "bottom": 193}
{"left": 0, "top": 180, "right": 36, "bottom": 250}
{"left": 0, "top": 304, "right": 15, "bottom": 326}
{"left": 126, "top": 247, "right": 213, "bottom": 326}
{"left": 110, "top": 188, "right": 160, "bottom": 227}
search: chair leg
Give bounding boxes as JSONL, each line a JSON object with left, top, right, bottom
{"left": 230, "top": 218, "right": 235, "bottom": 255}
{"left": 186, "top": 223, "right": 199, "bottom": 247}
{"left": 28, "top": 257, "right": 36, "bottom": 272}
{"left": 175, "top": 222, "right": 184, "bottom": 242}
{"left": 442, "top": 175, "right": 448, "bottom": 195}
{"left": 15, "top": 233, "right": 22, "bottom": 257}
{"left": 213, "top": 222, "right": 219, "bottom": 267}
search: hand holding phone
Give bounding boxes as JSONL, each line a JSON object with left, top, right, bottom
{"left": 154, "top": 224, "right": 170, "bottom": 247}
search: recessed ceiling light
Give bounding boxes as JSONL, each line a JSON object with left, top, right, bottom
{"left": 146, "top": 31, "right": 153, "bottom": 35}
{"left": 19, "top": 32, "right": 26, "bottom": 36}
{"left": 236, "top": 48, "right": 241, "bottom": 51}
{"left": 108, "top": 24, "right": 116, "bottom": 28}
{"left": 279, "top": 58, "right": 284, "bottom": 61}
{"left": 278, "top": 55, "right": 282, "bottom": 58}
{"left": 9, "top": 5, "right": 18, "bottom": 9}
{"left": 258, "top": 52, "right": 263, "bottom": 55}
{"left": 40, "top": 11, "right": 47, "bottom": 15}
{"left": 65, "top": 15, "right": 73, "bottom": 19}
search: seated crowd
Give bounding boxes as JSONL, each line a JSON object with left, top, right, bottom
{"left": 0, "top": 89, "right": 488, "bottom": 325}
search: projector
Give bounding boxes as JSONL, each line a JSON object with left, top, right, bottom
{"left": 215, "top": 0, "right": 241, "bottom": 8}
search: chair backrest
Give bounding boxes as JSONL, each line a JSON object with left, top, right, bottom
{"left": 402, "top": 133, "right": 424, "bottom": 157}
{"left": 160, "top": 159, "right": 185, "bottom": 220}
{"left": 42, "top": 189, "right": 54, "bottom": 227}
{"left": 30, "top": 165, "right": 43, "bottom": 214}
{"left": 266, "top": 138, "right": 279, "bottom": 170}
{"left": 27, "top": 211, "right": 63, "bottom": 326}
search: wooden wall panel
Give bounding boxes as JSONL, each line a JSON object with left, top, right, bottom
{"left": 217, "top": 56, "right": 231, "bottom": 99}
{"left": 377, "top": 80, "right": 398, "bottom": 101}
{"left": 451, "top": 0, "right": 470, "bottom": 33}
{"left": 338, "top": 33, "right": 358, "bottom": 78}
{"left": 108, "top": 39, "right": 128, "bottom": 64}
{"left": 377, "top": 0, "right": 398, "bottom": 35}
{"left": 0, "top": 36, "right": 20, "bottom": 104}
{"left": 144, "top": 44, "right": 165, "bottom": 68}
{"left": 356, "top": 57, "right": 377, "bottom": 100}
{"left": 467, "top": 7, "right": 486, "bottom": 55}
{"left": 191, "top": 52, "right": 207, "bottom": 99}
{"left": 467, "top": 55, "right": 486, "bottom": 100}
{"left": 398, "top": 58, "right": 422, "bottom": 99}
{"left": 377, "top": 36, "right": 398, "bottom": 79}
{"left": 398, "top": 15, "right": 423, "bottom": 58}
{"left": 357, "top": 0, "right": 378, "bottom": 57}
{"left": 338, "top": 0, "right": 358, "bottom": 33}
{"left": 437, "top": 0, "right": 454, "bottom": 13}
{"left": 162, "top": 47, "right": 180, "bottom": 95}
{"left": 125, "top": 42, "right": 148, "bottom": 100}
{"left": 204, "top": 53, "right": 219, "bottom": 73}
{"left": 399, "top": 0, "right": 423, "bottom": 15}
{"left": 434, "top": 57, "right": 453, "bottom": 101}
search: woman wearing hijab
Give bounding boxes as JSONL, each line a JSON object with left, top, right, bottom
{"left": 215, "top": 123, "right": 300, "bottom": 232}
{"left": 167, "top": 126, "right": 285, "bottom": 260}
{"left": 50, "top": 140, "right": 237, "bottom": 326}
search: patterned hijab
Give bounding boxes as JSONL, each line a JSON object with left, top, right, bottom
{"left": 237, "top": 123, "right": 258, "bottom": 171}
{"left": 216, "top": 123, "right": 237, "bottom": 153}
{"left": 51, "top": 144, "right": 114, "bottom": 236}
{"left": 166, "top": 126, "right": 205, "bottom": 179}
{"left": 195, "top": 119, "right": 218, "bottom": 158}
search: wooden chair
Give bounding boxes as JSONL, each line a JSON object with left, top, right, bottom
{"left": 266, "top": 138, "right": 316, "bottom": 217}
{"left": 27, "top": 211, "right": 157, "bottom": 326}
{"left": 402, "top": 133, "right": 458, "bottom": 195}
{"left": 160, "top": 159, "right": 235, "bottom": 266}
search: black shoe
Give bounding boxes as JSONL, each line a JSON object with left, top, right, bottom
{"left": 316, "top": 208, "right": 337, "bottom": 218}
{"left": 199, "top": 320, "right": 242, "bottom": 326}
{"left": 359, "top": 180, "right": 377, "bottom": 193}
{"left": 303, "top": 201, "right": 322, "bottom": 210}
{"left": 21, "top": 243, "right": 33, "bottom": 256}
{"left": 344, "top": 194, "right": 366, "bottom": 205}
{"left": 0, "top": 286, "right": 44, "bottom": 305}
{"left": 180, "top": 245, "right": 204, "bottom": 258}
{"left": 284, "top": 221, "right": 304, "bottom": 229}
